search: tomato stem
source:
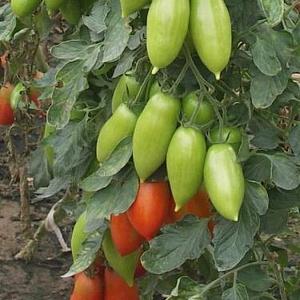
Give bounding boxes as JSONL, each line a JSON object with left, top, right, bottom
{"left": 169, "top": 63, "right": 189, "bottom": 95}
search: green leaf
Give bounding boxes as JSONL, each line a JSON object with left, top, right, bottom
{"left": 289, "top": 125, "right": 300, "bottom": 160}
{"left": 141, "top": 216, "right": 210, "bottom": 274}
{"left": 269, "top": 187, "right": 300, "bottom": 209}
{"left": 79, "top": 137, "right": 132, "bottom": 192}
{"left": 251, "top": 37, "right": 281, "bottom": 76}
{"left": 245, "top": 181, "right": 269, "bottom": 216}
{"left": 238, "top": 266, "right": 274, "bottom": 292}
{"left": 250, "top": 68, "right": 289, "bottom": 109}
{"left": 251, "top": 127, "right": 280, "bottom": 150}
{"left": 82, "top": 1, "right": 110, "bottom": 34}
{"left": 35, "top": 177, "right": 70, "bottom": 199}
{"left": 102, "top": 0, "right": 131, "bottom": 62}
{"left": 86, "top": 168, "right": 138, "bottom": 221}
{"left": 62, "top": 224, "right": 106, "bottom": 278}
{"left": 244, "top": 155, "right": 272, "bottom": 182}
{"left": 222, "top": 284, "right": 249, "bottom": 300}
{"left": 258, "top": 0, "right": 284, "bottom": 27}
{"left": 213, "top": 193, "right": 260, "bottom": 271}
{"left": 0, "top": 4, "right": 16, "bottom": 42}
{"left": 260, "top": 209, "right": 288, "bottom": 234}
{"left": 267, "top": 153, "right": 300, "bottom": 190}
{"left": 167, "top": 276, "right": 205, "bottom": 300}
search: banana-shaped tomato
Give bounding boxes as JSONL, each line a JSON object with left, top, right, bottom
{"left": 96, "top": 104, "right": 137, "bottom": 163}
{"left": 120, "top": 0, "right": 150, "bottom": 17}
{"left": 11, "top": 0, "right": 41, "bottom": 17}
{"left": 147, "top": 0, "right": 190, "bottom": 74}
{"left": 167, "top": 126, "right": 206, "bottom": 211}
{"left": 190, "top": 0, "right": 232, "bottom": 79}
{"left": 133, "top": 92, "right": 180, "bottom": 181}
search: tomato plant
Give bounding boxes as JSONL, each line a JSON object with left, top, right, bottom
{"left": 3, "top": 0, "right": 300, "bottom": 299}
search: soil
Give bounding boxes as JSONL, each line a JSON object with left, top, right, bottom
{"left": 0, "top": 128, "right": 73, "bottom": 300}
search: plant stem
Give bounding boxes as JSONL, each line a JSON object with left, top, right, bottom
{"left": 199, "top": 261, "right": 269, "bottom": 296}
{"left": 169, "top": 63, "right": 189, "bottom": 95}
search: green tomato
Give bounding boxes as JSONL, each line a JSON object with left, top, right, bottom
{"left": 71, "top": 212, "right": 88, "bottom": 260}
{"left": 210, "top": 127, "right": 242, "bottom": 153}
{"left": 120, "top": 0, "right": 150, "bottom": 17}
{"left": 182, "top": 91, "right": 214, "bottom": 125}
{"left": 11, "top": 0, "right": 41, "bottom": 17}
{"left": 149, "top": 81, "right": 161, "bottom": 98}
{"left": 60, "top": 0, "right": 81, "bottom": 25}
{"left": 96, "top": 104, "right": 137, "bottom": 163}
{"left": 167, "top": 126, "right": 207, "bottom": 211}
{"left": 204, "top": 144, "right": 245, "bottom": 221}
{"left": 190, "top": 0, "right": 232, "bottom": 80}
{"left": 45, "top": 0, "right": 63, "bottom": 10}
{"left": 102, "top": 230, "right": 140, "bottom": 287}
{"left": 112, "top": 73, "right": 140, "bottom": 113}
{"left": 10, "top": 82, "right": 26, "bottom": 110}
{"left": 133, "top": 92, "right": 180, "bottom": 181}
{"left": 147, "top": 0, "right": 190, "bottom": 74}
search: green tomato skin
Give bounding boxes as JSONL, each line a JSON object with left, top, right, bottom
{"left": 96, "top": 104, "right": 137, "bottom": 163}
{"left": 45, "top": 0, "right": 63, "bottom": 10}
{"left": 204, "top": 144, "right": 245, "bottom": 221}
{"left": 10, "top": 82, "right": 26, "bottom": 110}
{"left": 190, "top": 0, "right": 232, "bottom": 80}
{"left": 183, "top": 91, "right": 215, "bottom": 125}
{"left": 210, "top": 127, "right": 242, "bottom": 153}
{"left": 60, "top": 0, "right": 81, "bottom": 25}
{"left": 112, "top": 73, "right": 140, "bottom": 113}
{"left": 149, "top": 81, "right": 161, "bottom": 98}
{"left": 147, "top": 0, "right": 190, "bottom": 73}
{"left": 102, "top": 230, "right": 140, "bottom": 287}
{"left": 71, "top": 212, "right": 88, "bottom": 260}
{"left": 167, "top": 126, "right": 207, "bottom": 211}
{"left": 11, "top": 0, "right": 41, "bottom": 17}
{"left": 120, "top": 0, "right": 149, "bottom": 17}
{"left": 133, "top": 92, "right": 181, "bottom": 181}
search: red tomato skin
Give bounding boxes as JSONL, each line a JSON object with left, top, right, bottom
{"left": 0, "top": 97, "right": 14, "bottom": 125}
{"left": 174, "top": 189, "right": 212, "bottom": 221}
{"left": 70, "top": 272, "right": 104, "bottom": 300}
{"left": 110, "top": 212, "right": 144, "bottom": 256}
{"left": 127, "top": 182, "right": 171, "bottom": 240}
{"left": 0, "top": 83, "right": 14, "bottom": 100}
{"left": 104, "top": 268, "right": 139, "bottom": 300}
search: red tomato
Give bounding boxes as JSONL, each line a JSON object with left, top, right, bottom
{"left": 70, "top": 272, "right": 104, "bottom": 300}
{"left": 110, "top": 212, "right": 144, "bottom": 256}
{"left": 174, "top": 189, "right": 213, "bottom": 221}
{"left": 0, "top": 82, "right": 14, "bottom": 100}
{"left": 29, "top": 89, "right": 41, "bottom": 109}
{"left": 104, "top": 268, "right": 139, "bottom": 300}
{"left": 0, "top": 97, "right": 14, "bottom": 125}
{"left": 127, "top": 181, "right": 172, "bottom": 240}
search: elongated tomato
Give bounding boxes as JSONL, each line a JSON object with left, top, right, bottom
{"left": 190, "top": 0, "right": 232, "bottom": 80}
{"left": 120, "top": 0, "right": 149, "bottom": 17}
{"left": 147, "top": 0, "right": 190, "bottom": 74}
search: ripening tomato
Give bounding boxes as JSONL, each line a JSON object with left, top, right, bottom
{"left": 104, "top": 268, "right": 140, "bottom": 300}
{"left": 0, "top": 83, "right": 14, "bottom": 100}
{"left": 0, "top": 97, "right": 14, "bottom": 125}
{"left": 127, "top": 181, "right": 172, "bottom": 240}
{"left": 110, "top": 212, "right": 144, "bottom": 256}
{"left": 190, "top": 0, "right": 232, "bottom": 79}
{"left": 174, "top": 189, "right": 213, "bottom": 221}
{"left": 204, "top": 144, "right": 245, "bottom": 221}
{"left": 70, "top": 272, "right": 104, "bottom": 300}
{"left": 102, "top": 230, "right": 140, "bottom": 287}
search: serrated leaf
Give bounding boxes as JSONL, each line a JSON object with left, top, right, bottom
{"left": 167, "top": 276, "right": 205, "bottom": 300}
{"left": 222, "top": 284, "right": 249, "bottom": 300}
{"left": 142, "top": 216, "right": 210, "bottom": 274}
{"left": 80, "top": 137, "right": 132, "bottom": 192}
{"left": 86, "top": 168, "right": 138, "bottom": 225}
{"left": 259, "top": 0, "right": 284, "bottom": 27}
{"left": 251, "top": 37, "right": 281, "bottom": 76}
{"left": 213, "top": 195, "right": 260, "bottom": 271}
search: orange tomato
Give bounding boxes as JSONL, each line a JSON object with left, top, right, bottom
{"left": 0, "top": 82, "right": 14, "bottom": 101}
{"left": 0, "top": 96, "right": 14, "bottom": 125}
